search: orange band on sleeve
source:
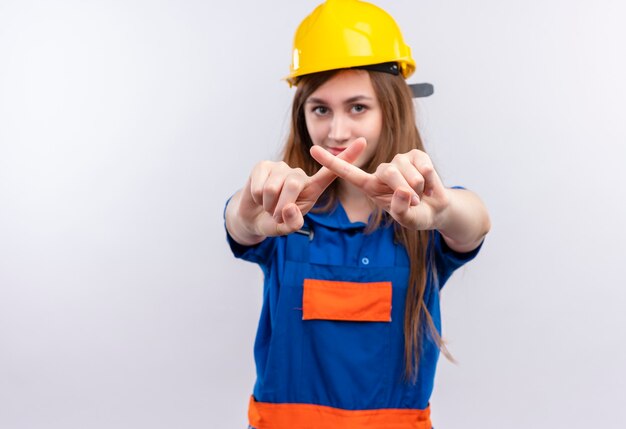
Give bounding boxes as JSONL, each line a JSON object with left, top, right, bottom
{"left": 302, "top": 279, "right": 392, "bottom": 322}
{"left": 249, "top": 396, "right": 431, "bottom": 429}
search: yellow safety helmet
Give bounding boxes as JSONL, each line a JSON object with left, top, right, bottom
{"left": 286, "top": 0, "right": 416, "bottom": 86}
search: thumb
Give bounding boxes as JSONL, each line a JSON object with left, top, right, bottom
{"left": 275, "top": 203, "right": 304, "bottom": 235}
{"left": 389, "top": 188, "right": 413, "bottom": 224}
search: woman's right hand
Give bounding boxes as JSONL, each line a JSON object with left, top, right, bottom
{"left": 226, "top": 138, "right": 366, "bottom": 245}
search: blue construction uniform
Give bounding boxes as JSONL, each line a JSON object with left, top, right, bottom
{"left": 226, "top": 201, "right": 482, "bottom": 428}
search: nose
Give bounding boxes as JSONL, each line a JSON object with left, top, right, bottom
{"left": 328, "top": 113, "right": 350, "bottom": 145}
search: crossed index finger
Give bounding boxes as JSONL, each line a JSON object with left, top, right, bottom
{"left": 307, "top": 138, "right": 368, "bottom": 195}
{"left": 310, "top": 141, "right": 372, "bottom": 189}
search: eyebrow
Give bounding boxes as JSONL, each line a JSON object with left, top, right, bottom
{"left": 306, "top": 95, "right": 374, "bottom": 104}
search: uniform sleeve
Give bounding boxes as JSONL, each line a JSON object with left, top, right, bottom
{"left": 223, "top": 197, "right": 277, "bottom": 267}
{"left": 432, "top": 230, "right": 483, "bottom": 289}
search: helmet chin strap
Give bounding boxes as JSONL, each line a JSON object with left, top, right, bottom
{"left": 409, "top": 83, "right": 434, "bottom": 98}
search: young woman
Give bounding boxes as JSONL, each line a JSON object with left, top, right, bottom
{"left": 224, "top": 1, "right": 491, "bottom": 428}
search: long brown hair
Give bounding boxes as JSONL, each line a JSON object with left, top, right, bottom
{"left": 282, "top": 69, "right": 448, "bottom": 382}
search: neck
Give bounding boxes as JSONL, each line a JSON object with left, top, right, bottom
{"left": 338, "top": 179, "right": 373, "bottom": 223}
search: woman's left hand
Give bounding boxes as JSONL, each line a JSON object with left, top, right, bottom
{"left": 310, "top": 146, "right": 450, "bottom": 230}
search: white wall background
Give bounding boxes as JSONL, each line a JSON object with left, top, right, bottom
{"left": 1, "top": 0, "right": 625, "bottom": 428}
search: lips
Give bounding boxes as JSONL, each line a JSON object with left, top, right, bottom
{"left": 327, "top": 147, "right": 346, "bottom": 156}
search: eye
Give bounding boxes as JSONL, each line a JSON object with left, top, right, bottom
{"left": 312, "top": 106, "right": 329, "bottom": 116}
{"left": 351, "top": 104, "right": 367, "bottom": 113}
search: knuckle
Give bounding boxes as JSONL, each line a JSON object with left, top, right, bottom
{"left": 283, "top": 177, "right": 302, "bottom": 193}
{"left": 255, "top": 160, "right": 269, "bottom": 169}
{"left": 393, "top": 152, "right": 409, "bottom": 163}
{"left": 251, "top": 188, "right": 264, "bottom": 203}
{"left": 410, "top": 176, "right": 424, "bottom": 190}
{"left": 375, "top": 163, "right": 387, "bottom": 174}
{"left": 288, "top": 171, "right": 307, "bottom": 186}
{"left": 420, "top": 163, "right": 434, "bottom": 174}
{"left": 412, "top": 171, "right": 425, "bottom": 183}
{"left": 410, "top": 149, "right": 427, "bottom": 161}
{"left": 383, "top": 165, "right": 399, "bottom": 180}
{"left": 263, "top": 183, "right": 281, "bottom": 196}
{"left": 418, "top": 150, "right": 431, "bottom": 162}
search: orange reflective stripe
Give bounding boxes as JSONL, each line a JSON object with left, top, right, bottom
{"left": 302, "top": 279, "right": 392, "bottom": 322}
{"left": 248, "top": 396, "right": 431, "bottom": 429}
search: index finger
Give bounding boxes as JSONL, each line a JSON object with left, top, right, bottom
{"left": 310, "top": 142, "right": 372, "bottom": 188}
{"left": 307, "top": 138, "right": 367, "bottom": 193}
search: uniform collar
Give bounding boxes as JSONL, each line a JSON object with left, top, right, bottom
{"left": 305, "top": 202, "right": 367, "bottom": 230}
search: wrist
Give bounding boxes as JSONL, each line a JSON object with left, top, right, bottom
{"left": 226, "top": 191, "right": 266, "bottom": 246}
{"left": 431, "top": 188, "right": 453, "bottom": 232}
{"left": 431, "top": 187, "right": 491, "bottom": 253}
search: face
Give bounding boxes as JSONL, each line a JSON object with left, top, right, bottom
{"left": 304, "top": 70, "right": 382, "bottom": 168}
